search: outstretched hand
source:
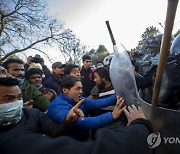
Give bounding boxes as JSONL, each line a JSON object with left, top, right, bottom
{"left": 123, "top": 105, "right": 146, "bottom": 125}
{"left": 112, "top": 96, "right": 124, "bottom": 120}
{"left": 65, "top": 99, "right": 85, "bottom": 123}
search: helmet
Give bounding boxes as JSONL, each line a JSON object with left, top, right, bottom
{"left": 170, "top": 34, "right": 180, "bottom": 56}
{"left": 148, "top": 34, "right": 163, "bottom": 49}
{"left": 141, "top": 34, "right": 163, "bottom": 53}
{"left": 103, "top": 54, "right": 114, "bottom": 66}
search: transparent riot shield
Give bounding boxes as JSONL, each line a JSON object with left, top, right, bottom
{"left": 139, "top": 90, "right": 180, "bottom": 154}
{"left": 110, "top": 45, "right": 139, "bottom": 106}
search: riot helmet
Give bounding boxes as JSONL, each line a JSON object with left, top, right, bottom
{"left": 141, "top": 34, "right": 163, "bottom": 54}
{"left": 170, "top": 34, "right": 180, "bottom": 56}
{"left": 103, "top": 54, "right": 114, "bottom": 66}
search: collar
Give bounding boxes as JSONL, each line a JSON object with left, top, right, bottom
{"left": 60, "top": 93, "right": 75, "bottom": 106}
{"left": 82, "top": 66, "right": 91, "bottom": 71}
{"left": 36, "top": 84, "right": 43, "bottom": 89}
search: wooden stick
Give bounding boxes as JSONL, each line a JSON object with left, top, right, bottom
{"left": 152, "top": 0, "right": 179, "bottom": 106}
{"left": 105, "top": 21, "right": 116, "bottom": 46}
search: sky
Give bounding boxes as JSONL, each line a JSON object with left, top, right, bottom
{"left": 47, "top": 0, "right": 180, "bottom": 53}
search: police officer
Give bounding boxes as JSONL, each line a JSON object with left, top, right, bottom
{"left": 157, "top": 34, "right": 180, "bottom": 110}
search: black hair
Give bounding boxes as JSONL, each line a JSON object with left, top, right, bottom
{"left": 25, "top": 68, "right": 43, "bottom": 80}
{"left": 61, "top": 76, "right": 81, "bottom": 91}
{"left": 82, "top": 55, "right": 91, "bottom": 62}
{"left": 94, "top": 67, "right": 111, "bottom": 82}
{"left": 64, "top": 64, "right": 79, "bottom": 76}
{"left": 0, "top": 77, "right": 19, "bottom": 86}
{"left": 96, "top": 60, "right": 103, "bottom": 64}
{"left": 3, "top": 58, "right": 24, "bottom": 69}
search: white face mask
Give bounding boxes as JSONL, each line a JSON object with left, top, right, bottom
{"left": 0, "top": 100, "right": 23, "bottom": 126}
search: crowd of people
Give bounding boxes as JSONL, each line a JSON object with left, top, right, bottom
{"left": 0, "top": 34, "right": 180, "bottom": 153}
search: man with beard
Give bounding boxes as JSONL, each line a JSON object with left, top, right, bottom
{"left": 3, "top": 58, "right": 50, "bottom": 112}
{"left": 91, "top": 67, "right": 115, "bottom": 99}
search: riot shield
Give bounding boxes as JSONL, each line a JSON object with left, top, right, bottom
{"left": 110, "top": 45, "right": 139, "bottom": 106}
{"left": 139, "top": 91, "right": 180, "bottom": 154}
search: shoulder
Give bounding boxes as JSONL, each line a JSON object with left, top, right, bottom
{"left": 50, "top": 95, "right": 70, "bottom": 107}
{"left": 23, "top": 108, "right": 41, "bottom": 119}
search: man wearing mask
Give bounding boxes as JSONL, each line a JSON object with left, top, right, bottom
{"left": 3, "top": 58, "right": 50, "bottom": 112}
{"left": 0, "top": 77, "right": 84, "bottom": 137}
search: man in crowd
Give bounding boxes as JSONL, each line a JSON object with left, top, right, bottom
{"left": 80, "top": 55, "right": 95, "bottom": 97}
{"left": 90, "top": 67, "right": 115, "bottom": 118}
{"left": 43, "top": 62, "right": 65, "bottom": 94}
{"left": 0, "top": 101, "right": 153, "bottom": 154}
{"left": 0, "top": 65, "right": 12, "bottom": 78}
{"left": 25, "top": 68, "right": 56, "bottom": 101}
{"left": 3, "top": 58, "right": 50, "bottom": 111}
{"left": 0, "top": 77, "right": 84, "bottom": 137}
{"left": 64, "top": 64, "right": 81, "bottom": 78}
{"left": 91, "top": 67, "right": 115, "bottom": 99}
{"left": 48, "top": 76, "right": 124, "bottom": 141}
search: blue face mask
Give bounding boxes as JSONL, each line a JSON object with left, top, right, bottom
{"left": 16, "top": 78, "right": 25, "bottom": 86}
{"left": 0, "top": 100, "right": 23, "bottom": 126}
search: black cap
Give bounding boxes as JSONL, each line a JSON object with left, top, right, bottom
{"left": 52, "top": 62, "right": 65, "bottom": 69}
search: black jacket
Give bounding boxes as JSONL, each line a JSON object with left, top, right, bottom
{"left": 43, "top": 75, "right": 61, "bottom": 94}
{"left": 0, "top": 108, "right": 74, "bottom": 138}
{"left": 80, "top": 66, "right": 95, "bottom": 97}
{"left": 0, "top": 118, "right": 154, "bottom": 154}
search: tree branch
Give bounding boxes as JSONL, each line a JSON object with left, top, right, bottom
{"left": 0, "top": 36, "right": 52, "bottom": 61}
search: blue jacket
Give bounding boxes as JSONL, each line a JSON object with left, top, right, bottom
{"left": 48, "top": 93, "right": 116, "bottom": 130}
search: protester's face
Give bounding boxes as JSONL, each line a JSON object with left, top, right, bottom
{"left": 7, "top": 63, "right": 25, "bottom": 78}
{"left": 0, "top": 85, "right": 22, "bottom": 104}
{"left": 53, "top": 67, "right": 64, "bottom": 76}
{"left": 63, "top": 81, "right": 83, "bottom": 103}
{"left": 83, "top": 59, "right": 91, "bottom": 69}
{"left": 94, "top": 72, "right": 103, "bottom": 85}
{"left": 94, "top": 72, "right": 105, "bottom": 89}
{"left": 29, "top": 74, "right": 42, "bottom": 87}
{"left": 69, "top": 67, "right": 81, "bottom": 78}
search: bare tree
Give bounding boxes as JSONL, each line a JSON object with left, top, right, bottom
{"left": 0, "top": 0, "right": 77, "bottom": 62}
{"left": 59, "top": 37, "right": 88, "bottom": 65}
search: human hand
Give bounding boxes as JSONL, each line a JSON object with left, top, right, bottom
{"left": 123, "top": 105, "right": 146, "bottom": 125}
{"left": 26, "top": 56, "right": 33, "bottom": 65}
{"left": 112, "top": 96, "right": 124, "bottom": 120}
{"left": 23, "top": 100, "right": 34, "bottom": 108}
{"left": 44, "top": 92, "right": 53, "bottom": 100}
{"left": 65, "top": 99, "right": 85, "bottom": 123}
{"left": 40, "top": 58, "right": 45, "bottom": 66}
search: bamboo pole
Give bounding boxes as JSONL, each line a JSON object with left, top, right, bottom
{"left": 152, "top": 0, "right": 179, "bottom": 106}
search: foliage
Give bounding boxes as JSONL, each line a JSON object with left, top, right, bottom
{"left": 0, "top": 0, "right": 85, "bottom": 64}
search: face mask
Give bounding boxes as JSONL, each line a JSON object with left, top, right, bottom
{"left": 16, "top": 78, "right": 25, "bottom": 86}
{"left": 0, "top": 100, "right": 23, "bottom": 126}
